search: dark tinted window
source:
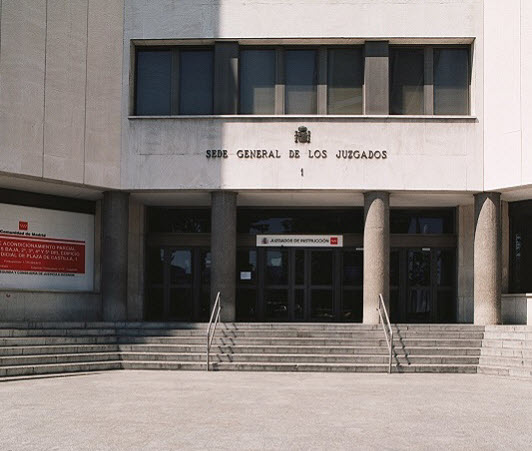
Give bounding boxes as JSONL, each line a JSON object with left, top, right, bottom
{"left": 238, "top": 209, "right": 364, "bottom": 234}
{"left": 390, "top": 210, "right": 455, "bottom": 234}
{"left": 285, "top": 50, "right": 317, "bottom": 114}
{"left": 510, "top": 201, "right": 532, "bottom": 293}
{"left": 390, "top": 48, "right": 424, "bottom": 115}
{"left": 240, "top": 49, "right": 276, "bottom": 114}
{"left": 148, "top": 208, "right": 211, "bottom": 233}
{"left": 136, "top": 50, "right": 172, "bottom": 115}
{"left": 327, "top": 48, "right": 364, "bottom": 114}
{"left": 179, "top": 50, "right": 213, "bottom": 115}
{"left": 434, "top": 48, "right": 469, "bottom": 115}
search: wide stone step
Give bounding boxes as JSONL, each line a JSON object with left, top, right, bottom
{"left": 478, "top": 365, "right": 532, "bottom": 378}
{"left": 0, "top": 361, "right": 122, "bottom": 377}
{"left": 0, "top": 329, "right": 118, "bottom": 338}
{"left": 479, "top": 347, "right": 532, "bottom": 358}
{"left": 0, "top": 337, "right": 118, "bottom": 346}
{"left": 479, "top": 356, "right": 532, "bottom": 367}
{"left": 482, "top": 332, "right": 532, "bottom": 340}
{"left": 116, "top": 336, "right": 482, "bottom": 347}
{"left": 0, "top": 344, "right": 119, "bottom": 356}
{"left": 481, "top": 339, "right": 532, "bottom": 349}
{"left": 120, "top": 351, "right": 479, "bottom": 365}
{"left": 0, "top": 352, "right": 121, "bottom": 367}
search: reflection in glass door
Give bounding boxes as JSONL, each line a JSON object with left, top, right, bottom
{"left": 390, "top": 248, "right": 456, "bottom": 323}
{"left": 235, "top": 247, "right": 363, "bottom": 322}
{"left": 310, "top": 250, "right": 334, "bottom": 320}
{"left": 146, "top": 247, "right": 210, "bottom": 321}
{"left": 407, "top": 249, "right": 432, "bottom": 322}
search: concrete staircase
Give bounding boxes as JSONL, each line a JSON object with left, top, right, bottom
{"left": 0, "top": 322, "right": 484, "bottom": 378}
{"left": 478, "top": 326, "right": 532, "bottom": 379}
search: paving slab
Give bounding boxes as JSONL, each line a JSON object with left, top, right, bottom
{"left": 0, "top": 371, "right": 531, "bottom": 450}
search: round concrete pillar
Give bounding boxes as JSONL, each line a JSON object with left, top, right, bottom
{"left": 211, "top": 191, "right": 237, "bottom": 322}
{"left": 363, "top": 192, "right": 390, "bottom": 324}
{"left": 101, "top": 191, "right": 129, "bottom": 321}
{"left": 474, "top": 192, "right": 502, "bottom": 325}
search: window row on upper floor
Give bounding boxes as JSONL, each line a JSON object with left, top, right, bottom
{"left": 134, "top": 44, "right": 471, "bottom": 117}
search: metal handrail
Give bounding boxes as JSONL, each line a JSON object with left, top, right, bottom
{"left": 206, "top": 291, "right": 221, "bottom": 371}
{"left": 377, "top": 293, "right": 394, "bottom": 374}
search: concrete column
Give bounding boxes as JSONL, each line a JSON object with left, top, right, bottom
{"left": 474, "top": 192, "right": 502, "bottom": 325}
{"left": 363, "top": 192, "right": 390, "bottom": 324}
{"left": 101, "top": 191, "right": 129, "bottom": 321}
{"left": 214, "top": 42, "right": 239, "bottom": 115}
{"left": 211, "top": 191, "right": 237, "bottom": 321}
{"left": 364, "top": 41, "right": 389, "bottom": 115}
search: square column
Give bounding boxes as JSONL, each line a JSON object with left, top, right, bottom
{"left": 474, "top": 192, "right": 502, "bottom": 325}
{"left": 211, "top": 191, "right": 237, "bottom": 321}
{"left": 363, "top": 192, "right": 390, "bottom": 324}
{"left": 102, "top": 191, "right": 129, "bottom": 321}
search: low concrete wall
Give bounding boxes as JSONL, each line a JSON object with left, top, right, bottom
{"left": 501, "top": 293, "right": 531, "bottom": 325}
{"left": 0, "top": 291, "right": 102, "bottom": 321}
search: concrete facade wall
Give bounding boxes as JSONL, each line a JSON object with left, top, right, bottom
{"left": 501, "top": 293, "right": 530, "bottom": 325}
{"left": 0, "top": 0, "right": 123, "bottom": 188}
{"left": 0, "top": 291, "right": 101, "bottom": 321}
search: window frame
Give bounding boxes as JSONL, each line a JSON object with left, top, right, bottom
{"left": 389, "top": 44, "right": 471, "bottom": 116}
{"left": 134, "top": 45, "right": 214, "bottom": 116}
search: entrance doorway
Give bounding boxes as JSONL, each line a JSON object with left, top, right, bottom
{"left": 145, "top": 246, "right": 211, "bottom": 321}
{"left": 236, "top": 248, "right": 363, "bottom": 322}
{"left": 390, "top": 248, "right": 456, "bottom": 323}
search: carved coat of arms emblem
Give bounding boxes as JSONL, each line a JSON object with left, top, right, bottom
{"left": 294, "top": 126, "right": 311, "bottom": 144}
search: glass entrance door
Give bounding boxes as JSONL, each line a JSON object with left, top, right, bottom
{"left": 236, "top": 247, "right": 363, "bottom": 322}
{"left": 391, "top": 248, "right": 456, "bottom": 323}
{"left": 406, "top": 249, "right": 432, "bottom": 322}
{"left": 146, "top": 246, "right": 210, "bottom": 321}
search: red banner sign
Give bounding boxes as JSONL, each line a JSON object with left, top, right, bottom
{"left": 0, "top": 235, "right": 85, "bottom": 274}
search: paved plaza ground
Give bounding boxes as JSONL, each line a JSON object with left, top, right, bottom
{"left": 0, "top": 371, "right": 531, "bottom": 450}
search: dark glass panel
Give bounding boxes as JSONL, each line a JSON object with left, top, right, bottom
{"left": 434, "top": 48, "right": 469, "bottom": 115}
{"left": 390, "top": 250, "right": 400, "bottom": 287}
{"left": 509, "top": 201, "right": 532, "bottom": 293}
{"left": 236, "top": 288, "right": 257, "bottom": 321}
{"left": 169, "top": 250, "right": 192, "bottom": 284}
{"left": 169, "top": 287, "right": 192, "bottom": 319}
{"left": 437, "top": 290, "right": 456, "bottom": 323}
{"left": 147, "top": 208, "right": 211, "bottom": 233}
{"left": 342, "top": 290, "right": 362, "bottom": 322}
{"left": 147, "top": 247, "right": 164, "bottom": 284}
{"left": 343, "top": 250, "right": 363, "bottom": 286}
{"left": 136, "top": 50, "right": 172, "bottom": 115}
{"left": 390, "top": 48, "right": 424, "bottom": 115}
{"left": 436, "top": 250, "right": 455, "bottom": 287}
{"left": 239, "top": 49, "right": 276, "bottom": 114}
{"left": 145, "top": 286, "right": 164, "bottom": 321}
{"left": 389, "top": 289, "right": 400, "bottom": 323}
{"left": 179, "top": 50, "right": 213, "bottom": 115}
{"left": 294, "top": 289, "right": 305, "bottom": 320}
{"left": 311, "top": 251, "right": 333, "bottom": 285}
{"left": 285, "top": 50, "right": 317, "bottom": 114}
{"left": 311, "top": 290, "right": 334, "bottom": 320}
{"left": 295, "top": 250, "right": 305, "bottom": 285}
{"left": 265, "top": 289, "right": 289, "bottom": 320}
{"left": 237, "top": 209, "right": 364, "bottom": 234}
{"left": 407, "top": 250, "right": 431, "bottom": 286}
{"left": 200, "top": 288, "right": 211, "bottom": 321}
{"left": 265, "top": 250, "right": 288, "bottom": 285}
{"left": 390, "top": 209, "right": 455, "bottom": 234}
{"left": 201, "top": 251, "right": 211, "bottom": 285}
{"left": 327, "top": 48, "right": 363, "bottom": 114}
{"left": 237, "top": 249, "right": 257, "bottom": 285}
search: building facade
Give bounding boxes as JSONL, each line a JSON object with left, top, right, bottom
{"left": 0, "top": 0, "right": 531, "bottom": 325}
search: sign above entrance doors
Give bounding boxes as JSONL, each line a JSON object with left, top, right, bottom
{"left": 256, "top": 235, "right": 343, "bottom": 248}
